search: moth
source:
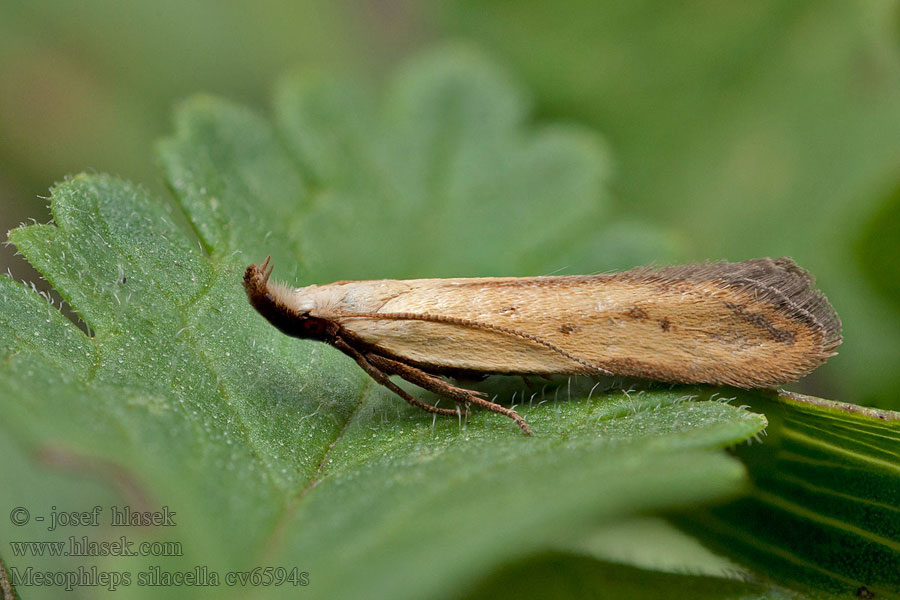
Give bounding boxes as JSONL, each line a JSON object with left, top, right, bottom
{"left": 244, "top": 257, "right": 841, "bottom": 434}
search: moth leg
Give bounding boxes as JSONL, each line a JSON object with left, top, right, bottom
{"left": 330, "top": 338, "right": 459, "bottom": 417}
{"left": 366, "top": 354, "right": 481, "bottom": 403}
{"left": 367, "top": 354, "right": 533, "bottom": 435}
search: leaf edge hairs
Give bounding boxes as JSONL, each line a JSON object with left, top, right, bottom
{"left": 243, "top": 257, "right": 841, "bottom": 434}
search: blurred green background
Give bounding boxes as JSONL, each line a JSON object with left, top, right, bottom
{"left": 2, "top": 0, "right": 899, "bottom": 408}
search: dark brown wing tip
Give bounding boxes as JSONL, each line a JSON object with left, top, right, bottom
{"left": 735, "top": 257, "right": 842, "bottom": 353}
{"left": 631, "top": 257, "right": 842, "bottom": 353}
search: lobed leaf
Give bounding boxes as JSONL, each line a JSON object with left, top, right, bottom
{"left": 1, "top": 47, "right": 779, "bottom": 600}
{"left": 678, "top": 391, "right": 900, "bottom": 598}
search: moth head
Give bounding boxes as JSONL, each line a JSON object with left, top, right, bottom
{"left": 243, "top": 256, "right": 278, "bottom": 310}
{"left": 243, "top": 257, "right": 331, "bottom": 340}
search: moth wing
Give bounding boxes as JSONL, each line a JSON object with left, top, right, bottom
{"left": 322, "top": 269, "right": 838, "bottom": 386}
{"left": 333, "top": 311, "right": 590, "bottom": 375}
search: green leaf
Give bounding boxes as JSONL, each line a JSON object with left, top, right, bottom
{"left": 0, "top": 553, "right": 21, "bottom": 600}
{"left": 463, "top": 551, "right": 799, "bottom": 600}
{"left": 677, "top": 391, "right": 900, "bottom": 598}
{"left": 162, "top": 46, "right": 628, "bottom": 282}
{"left": 856, "top": 181, "right": 900, "bottom": 312}
{"left": 0, "top": 48, "right": 766, "bottom": 599}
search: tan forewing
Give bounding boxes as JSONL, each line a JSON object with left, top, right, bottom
{"left": 305, "top": 261, "right": 839, "bottom": 387}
